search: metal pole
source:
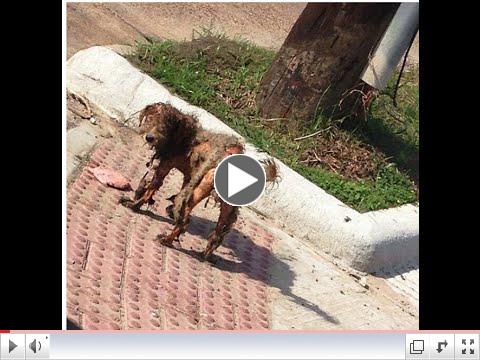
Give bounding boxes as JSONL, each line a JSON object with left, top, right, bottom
{"left": 361, "top": 2, "right": 419, "bottom": 90}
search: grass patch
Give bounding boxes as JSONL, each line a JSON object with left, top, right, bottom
{"left": 127, "top": 32, "right": 418, "bottom": 212}
{"left": 366, "top": 67, "right": 419, "bottom": 181}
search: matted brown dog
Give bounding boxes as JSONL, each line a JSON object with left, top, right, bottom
{"left": 120, "top": 102, "right": 279, "bottom": 259}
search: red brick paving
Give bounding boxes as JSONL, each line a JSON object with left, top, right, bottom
{"left": 67, "top": 138, "right": 275, "bottom": 330}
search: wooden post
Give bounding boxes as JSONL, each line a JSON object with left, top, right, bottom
{"left": 256, "top": 3, "right": 399, "bottom": 121}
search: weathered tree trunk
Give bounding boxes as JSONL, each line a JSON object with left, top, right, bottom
{"left": 256, "top": 3, "right": 399, "bottom": 121}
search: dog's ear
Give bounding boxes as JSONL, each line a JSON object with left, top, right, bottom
{"left": 180, "top": 113, "right": 198, "bottom": 140}
{"left": 167, "top": 110, "right": 198, "bottom": 148}
{"left": 168, "top": 116, "right": 181, "bottom": 133}
{"left": 138, "top": 104, "right": 160, "bottom": 131}
{"left": 138, "top": 108, "right": 147, "bottom": 127}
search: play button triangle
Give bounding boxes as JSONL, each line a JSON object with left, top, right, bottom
{"left": 9, "top": 339, "right": 17, "bottom": 353}
{"left": 228, "top": 163, "right": 258, "bottom": 197}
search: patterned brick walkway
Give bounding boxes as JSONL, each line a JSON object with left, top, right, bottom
{"left": 67, "top": 138, "right": 274, "bottom": 330}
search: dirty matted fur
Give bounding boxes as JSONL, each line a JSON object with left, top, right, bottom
{"left": 120, "top": 102, "right": 279, "bottom": 259}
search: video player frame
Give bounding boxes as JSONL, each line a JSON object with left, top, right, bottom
{"left": 65, "top": 1, "right": 420, "bottom": 331}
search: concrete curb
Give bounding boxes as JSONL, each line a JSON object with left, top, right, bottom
{"left": 66, "top": 46, "right": 419, "bottom": 273}
{"left": 67, "top": 121, "right": 103, "bottom": 182}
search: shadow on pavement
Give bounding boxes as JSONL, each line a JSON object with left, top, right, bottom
{"left": 162, "top": 213, "right": 340, "bottom": 325}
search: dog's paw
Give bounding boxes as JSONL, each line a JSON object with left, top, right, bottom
{"left": 119, "top": 196, "right": 132, "bottom": 206}
{"left": 201, "top": 251, "right": 220, "bottom": 264}
{"left": 165, "top": 204, "right": 174, "bottom": 219}
{"left": 119, "top": 197, "right": 141, "bottom": 211}
{"left": 202, "top": 249, "right": 213, "bottom": 261}
{"left": 156, "top": 233, "right": 175, "bottom": 247}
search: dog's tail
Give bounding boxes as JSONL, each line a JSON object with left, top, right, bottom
{"left": 261, "top": 157, "right": 281, "bottom": 185}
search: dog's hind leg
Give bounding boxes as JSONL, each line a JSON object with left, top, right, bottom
{"left": 203, "top": 202, "right": 238, "bottom": 259}
{"left": 158, "top": 170, "right": 214, "bottom": 246}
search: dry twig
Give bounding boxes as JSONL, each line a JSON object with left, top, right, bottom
{"left": 70, "top": 92, "right": 93, "bottom": 118}
{"left": 262, "top": 117, "right": 289, "bottom": 122}
{"left": 294, "top": 126, "right": 332, "bottom": 141}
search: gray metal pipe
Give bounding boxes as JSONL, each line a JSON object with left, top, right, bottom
{"left": 361, "top": 2, "right": 419, "bottom": 90}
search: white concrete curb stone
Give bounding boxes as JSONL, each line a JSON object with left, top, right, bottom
{"left": 67, "top": 121, "right": 103, "bottom": 181}
{"left": 67, "top": 46, "right": 419, "bottom": 273}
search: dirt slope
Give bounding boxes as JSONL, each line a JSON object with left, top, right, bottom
{"left": 67, "top": 3, "right": 306, "bottom": 58}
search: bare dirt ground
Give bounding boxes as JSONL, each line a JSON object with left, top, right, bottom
{"left": 67, "top": 3, "right": 306, "bottom": 58}
{"left": 67, "top": 3, "right": 418, "bottom": 64}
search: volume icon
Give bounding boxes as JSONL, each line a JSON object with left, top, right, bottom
{"left": 29, "top": 338, "right": 41, "bottom": 354}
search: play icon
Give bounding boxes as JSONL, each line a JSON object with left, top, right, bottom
{"left": 227, "top": 163, "right": 258, "bottom": 197}
{"left": 1, "top": 334, "right": 25, "bottom": 359}
{"left": 214, "top": 154, "right": 266, "bottom": 206}
{"left": 9, "top": 340, "right": 17, "bottom": 353}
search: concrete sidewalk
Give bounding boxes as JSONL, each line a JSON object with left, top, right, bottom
{"left": 67, "top": 113, "right": 418, "bottom": 330}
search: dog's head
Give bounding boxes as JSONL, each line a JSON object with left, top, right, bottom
{"left": 138, "top": 103, "right": 199, "bottom": 156}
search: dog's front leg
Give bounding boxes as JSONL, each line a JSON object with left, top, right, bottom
{"left": 120, "top": 160, "right": 172, "bottom": 211}
{"left": 157, "top": 194, "right": 192, "bottom": 246}
{"left": 158, "top": 170, "right": 214, "bottom": 246}
{"left": 132, "top": 170, "right": 151, "bottom": 201}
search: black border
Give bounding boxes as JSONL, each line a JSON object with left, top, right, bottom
{"left": 419, "top": 1, "right": 479, "bottom": 329}
{"left": 1, "top": 0, "right": 478, "bottom": 331}
{"left": 0, "top": 0, "right": 62, "bottom": 330}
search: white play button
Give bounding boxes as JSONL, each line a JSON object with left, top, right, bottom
{"left": 214, "top": 154, "right": 266, "bottom": 206}
{"left": 228, "top": 163, "right": 258, "bottom": 197}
